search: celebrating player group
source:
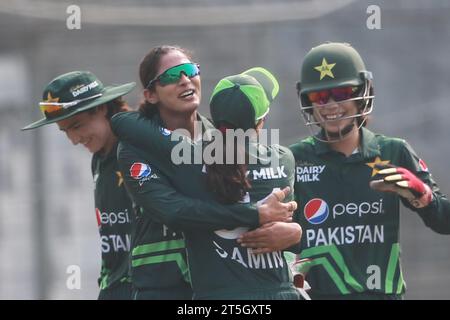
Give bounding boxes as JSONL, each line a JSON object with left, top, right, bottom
{"left": 22, "top": 42, "right": 450, "bottom": 300}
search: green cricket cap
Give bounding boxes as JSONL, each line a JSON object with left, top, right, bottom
{"left": 209, "top": 67, "right": 279, "bottom": 131}
{"left": 22, "top": 71, "right": 136, "bottom": 130}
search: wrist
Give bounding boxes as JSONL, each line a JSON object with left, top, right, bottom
{"left": 410, "top": 183, "right": 432, "bottom": 208}
{"left": 258, "top": 206, "right": 269, "bottom": 225}
{"left": 420, "top": 183, "right": 433, "bottom": 205}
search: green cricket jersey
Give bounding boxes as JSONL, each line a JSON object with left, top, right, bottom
{"left": 91, "top": 143, "right": 134, "bottom": 292}
{"left": 114, "top": 112, "right": 261, "bottom": 296}
{"left": 289, "top": 127, "right": 450, "bottom": 299}
{"left": 112, "top": 111, "right": 301, "bottom": 300}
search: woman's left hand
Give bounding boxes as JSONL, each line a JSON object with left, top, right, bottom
{"left": 237, "top": 222, "right": 302, "bottom": 254}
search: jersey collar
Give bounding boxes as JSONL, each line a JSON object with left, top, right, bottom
{"left": 359, "top": 127, "right": 381, "bottom": 159}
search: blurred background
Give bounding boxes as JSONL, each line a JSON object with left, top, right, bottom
{"left": 0, "top": 0, "right": 449, "bottom": 299}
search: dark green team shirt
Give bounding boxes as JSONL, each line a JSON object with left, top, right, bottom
{"left": 114, "top": 112, "right": 260, "bottom": 293}
{"left": 113, "top": 111, "right": 300, "bottom": 299}
{"left": 289, "top": 127, "right": 450, "bottom": 299}
{"left": 91, "top": 143, "right": 134, "bottom": 290}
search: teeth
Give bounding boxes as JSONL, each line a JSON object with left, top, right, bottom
{"left": 324, "top": 113, "right": 344, "bottom": 120}
{"left": 180, "top": 90, "right": 194, "bottom": 98}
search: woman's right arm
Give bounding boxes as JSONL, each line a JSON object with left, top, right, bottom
{"left": 117, "top": 141, "right": 295, "bottom": 231}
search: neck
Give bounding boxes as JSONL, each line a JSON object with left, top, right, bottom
{"left": 328, "top": 126, "right": 360, "bottom": 157}
{"left": 99, "top": 134, "right": 118, "bottom": 156}
{"left": 159, "top": 108, "right": 198, "bottom": 138}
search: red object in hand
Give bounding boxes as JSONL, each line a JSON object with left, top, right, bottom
{"left": 294, "top": 274, "right": 305, "bottom": 288}
{"left": 372, "top": 164, "right": 432, "bottom": 208}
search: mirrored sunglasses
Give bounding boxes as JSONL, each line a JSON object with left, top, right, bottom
{"left": 146, "top": 63, "right": 200, "bottom": 88}
{"left": 307, "top": 86, "right": 360, "bottom": 105}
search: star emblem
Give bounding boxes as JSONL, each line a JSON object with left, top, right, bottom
{"left": 41, "top": 92, "right": 61, "bottom": 114}
{"left": 116, "top": 171, "right": 124, "bottom": 187}
{"left": 314, "top": 58, "right": 336, "bottom": 80}
{"left": 366, "top": 157, "right": 391, "bottom": 177}
{"left": 45, "top": 92, "right": 60, "bottom": 103}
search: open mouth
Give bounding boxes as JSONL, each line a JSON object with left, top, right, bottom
{"left": 179, "top": 89, "right": 195, "bottom": 99}
{"left": 322, "top": 113, "right": 344, "bottom": 121}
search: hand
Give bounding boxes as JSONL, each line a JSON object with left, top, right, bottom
{"left": 237, "top": 222, "right": 302, "bottom": 254}
{"left": 370, "top": 164, "right": 432, "bottom": 208}
{"left": 257, "top": 187, "right": 298, "bottom": 225}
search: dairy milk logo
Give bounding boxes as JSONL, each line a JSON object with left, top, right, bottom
{"left": 296, "top": 165, "right": 325, "bottom": 182}
{"left": 70, "top": 80, "right": 99, "bottom": 97}
{"left": 304, "top": 198, "right": 329, "bottom": 225}
{"left": 249, "top": 166, "right": 287, "bottom": 180}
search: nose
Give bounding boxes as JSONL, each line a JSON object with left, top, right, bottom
{"left": 320, "top": 98, "right": 339, "bottom": 111}
{"left": 66, "top": 130, "right": 81, "bottom": 145}
{"left": 178, "top": 72, "right": 190, "bottom": 85}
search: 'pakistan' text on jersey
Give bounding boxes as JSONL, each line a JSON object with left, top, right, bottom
{"left": 92, "top": 143, "right": 135, "bottom": 290}
{"left": 113, "top": 111, "right": 300, "bottom": 300}
{"left": 290, "top": 128, "right": 450, "bottom": 299}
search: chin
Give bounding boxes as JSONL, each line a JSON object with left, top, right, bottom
{"left": 85, "top": 145, "right": 99, "bottom": 154}
{"left": 183, "top": 101, "right": 200, "bottom": 113}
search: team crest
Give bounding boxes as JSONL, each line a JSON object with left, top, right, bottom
{"left": 314, "top": 58, "right": 336, "bottom": 80}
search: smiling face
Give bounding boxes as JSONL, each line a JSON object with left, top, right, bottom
{"left": 144, "top": 50, "right": 201, "bottom": 115}
{"left": 56, "top": 105, "right": 116, "bottom": 155}
{"left": 312, "top": 98, "right": 359, "bottom": 139}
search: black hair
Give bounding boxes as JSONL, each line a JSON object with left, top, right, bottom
{"left": 138, "top": 45, "right": 192, "bottom": 118}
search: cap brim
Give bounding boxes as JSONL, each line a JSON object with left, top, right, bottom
{"left": 21, "top": 82, "right": 136, "bottom": 130}
{"left": 242, "top": 67, "right": 279, "bottom": 101}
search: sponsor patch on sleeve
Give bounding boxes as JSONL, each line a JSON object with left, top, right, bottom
{"left": 418, "top": 159, "right": 429, "bottom": 172}
{"left": 130, "top": 162, "right": 157, "bottom": 186}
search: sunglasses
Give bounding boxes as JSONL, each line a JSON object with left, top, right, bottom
{"left": 307, "top": 86, "right": 360, "bottom": 105}
{"left": 146, "top": 63, "right": 200, "bottom": 88}
{"left": 39, "top": 93, "right": 103, "bottom": 119}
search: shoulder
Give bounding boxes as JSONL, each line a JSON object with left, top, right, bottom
{"left": 111, "top": 110, "right": 141, "bottom": 125}
{"left": 258, "top": 143, "right": 293, "bottom": 157}
{"left": 270, "top": 144, "right": 294, "bottom": 159}
{"left": 364, "top": 129, "right": 420, "bottom": 167}
{"left": 371, "top": 131, "right": 406, "bottom": 147}
{"left": 263, "top": 144, "right": 295, "bottom": 169}
{"left": 117, "top": 140, "right": 147, "bottom": 160}
{"left": 198, "top": 113, "right": 215, "bottom": 131}
{"left": 289, "top": 136, "right": 316, "bottom": 157}
{"left": 370, "top": 131, "right": 410, "bottom": 153}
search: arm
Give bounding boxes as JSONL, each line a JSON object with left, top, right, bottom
{"left": 238, "top": 193, "right": 303, "bottom": 254}
{"left": 111, "top": 111, "right": 180, "bottom": 169}
{"left": 118, "top": 141, "right": 295, "bottom": 231}
{"left": 237, "top": 221, "right": 302, "bottom": 254}
{"left": 400, "top": 142, "right": 450, "bottom": 234}
{"left": 371, "top": 140, "right": 450, "bottom": 234}
{"left": 238, "top": 146, "right": 302, "bottom": 253}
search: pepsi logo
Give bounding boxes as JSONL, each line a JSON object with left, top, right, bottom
{"left": 130, "top": 162, "right": 151, "bottom": 180}
{"left": 95, "top": 208, "right": 101, "bottom": 227}
{"left": 304, "top": 198, "right": 329, "bottom": 224}
{"left": 419, "top": 159, "right": 429, "bottom": 172}
{"left": 160, "top": 127, "right": 172, "bottom": 136}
